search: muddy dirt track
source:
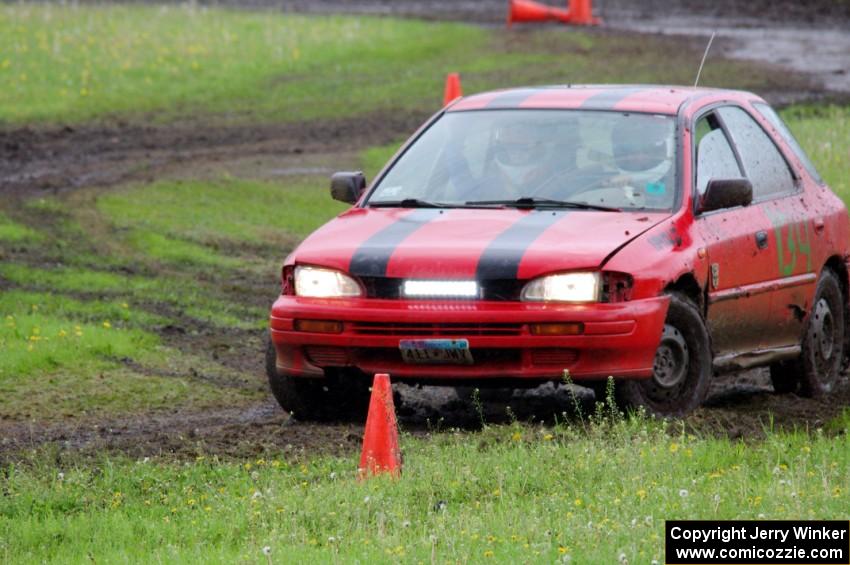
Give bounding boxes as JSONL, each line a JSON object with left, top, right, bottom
{"left": 2, "top": 0, "right": 850, "bottom": 462}
{"left": 3, "top": 375, "right": 849, "bottom": 462}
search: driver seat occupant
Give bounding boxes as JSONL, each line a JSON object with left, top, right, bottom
{"left": 607, "top": 117, "right": 675, "bottom": 208}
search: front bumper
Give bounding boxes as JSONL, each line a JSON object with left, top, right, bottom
{"left": 269, "top": 295, "right": 670, "bottom": 381}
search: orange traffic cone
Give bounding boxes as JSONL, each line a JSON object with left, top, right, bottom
{"left": 443, "top": 72, "right": 463, "bottom": 106}
{"left": 506, "top": 0, "right": 570, "bottom": 26}
{"left": 358, "top": 373, "right": 401, "bottom": 478}
{"left": 569, "top": 0, "right": 601, "bottom": 25}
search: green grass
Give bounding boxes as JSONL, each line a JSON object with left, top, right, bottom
{"left": 97, "top": 178, "right": 346, "bottom": 244}
{"left": 0, "top": 212, "right": 40, "bottom": 242}
{"left": 124, "top": 230, "right": 240, "bottom": 269}
{"left": 0, "top": 263, "right": 138, "bottom": 294}
{"left": 0, "top": 290, "right": 261, "bottom": 419}
{"left": 0, "top": 263, "right": 261, "bottom": 330}
{"left": 0, "top": 312, "right": 157, "bottom": 380}
{"left": 0, "top": 4, "right": 797, "bottom": 125}
{"left": 2, "top": 420, "right": 847, "bottom": 563}
{"left": 0, "top": 298, "right": 161, "bottom": 419}
{"left": 0, "top": 290, "right": 166, "bottom": 328}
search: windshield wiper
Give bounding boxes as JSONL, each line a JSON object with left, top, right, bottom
{"left": 368, "top": 198, "right": 452, "bottom": 208}
{"left": 465, "top": 197, "right": 620, "bottom": 212}
{"left": 368, "top": 198, "right": 505, "bottom": 209}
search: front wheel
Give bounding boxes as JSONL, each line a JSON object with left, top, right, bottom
{"left": 797, "top": 270, "right": 845, "bottom": 397}
{"left": 616, "top": 293, "right": 712, "bottom": 418}
{"left": 265, "top": 339, "right": 371, "bottom": 421}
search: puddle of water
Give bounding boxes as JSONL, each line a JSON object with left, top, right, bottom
{"left": 610, "top": 15, "right": 850, "bottom": 94}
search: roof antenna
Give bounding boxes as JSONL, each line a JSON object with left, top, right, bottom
{"left": 694, "top": 31, "right": 717, "bottom": 87}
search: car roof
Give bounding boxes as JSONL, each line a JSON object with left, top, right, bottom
{"left": 447, "top": 84, "right": 764, "bottom": 116}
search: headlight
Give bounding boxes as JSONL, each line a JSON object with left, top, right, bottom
{"left": 294, "top": 266, "right": 362, "bottom": 298}
{"left": 521, "top": 272, "right": 600, "bottom": 302}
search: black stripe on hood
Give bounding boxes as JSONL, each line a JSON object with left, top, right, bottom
{"left": 476, "top": 211, "right": 568, "bottom": 280}
{"left": 349, "top": 209, "right": 442, "bottom": 277}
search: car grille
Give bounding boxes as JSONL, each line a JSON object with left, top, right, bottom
{"left": 350, "top": 322, "right": 524, "bottom": 336}
{"left": 529, "top": 348, "right": 579, "bottom": 366}
{"left": 304, "top": 346, "right": 349, "bottom": 367}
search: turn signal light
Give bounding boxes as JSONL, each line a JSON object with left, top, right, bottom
{"left": 529, "top": 322, "right": 584, "bottom": 336}
{"left": 294, "top": 319, "right": 344, "bottom": 334}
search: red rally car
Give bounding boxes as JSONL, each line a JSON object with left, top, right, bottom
{"left": 268, "top": 85, "right": 850, "bottom": 419}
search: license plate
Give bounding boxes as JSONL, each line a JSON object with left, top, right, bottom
{"left": 399, "top": 339, "right": 474, "bottom": 365}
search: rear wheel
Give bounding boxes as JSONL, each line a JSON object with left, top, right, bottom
{"left": 265, "top": 339, "right": 371, "bottom": 421}
{"left": 796, "top": 270, "right": 845, "bottom": 397}
{"left": 616, "top": 293, "right": 712, "bottom": 417}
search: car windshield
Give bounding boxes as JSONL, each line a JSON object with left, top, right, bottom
{"left": 367, "top": 110, "right": 677, "bottom": 211}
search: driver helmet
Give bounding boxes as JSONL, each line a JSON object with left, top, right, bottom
{"left": 492, "top": 119, "right": 551, "bottom": 186}
{"left": 611, "top": 116, "right": 672, "bottom": 175}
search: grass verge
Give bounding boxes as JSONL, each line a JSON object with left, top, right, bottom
{"left": 1, "top": 418, "right": 847, "bottom": 563}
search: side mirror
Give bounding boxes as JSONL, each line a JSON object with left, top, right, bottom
{"left": 330, "top": 171, "right": 367, "bottom": 204}
{"left": 698, "top": 178, "right": 753, "bottom": 214}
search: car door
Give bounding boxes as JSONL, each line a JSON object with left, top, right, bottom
{"left": 692, "top": 108, "right": 778, "bottom": 359}
{"left": 715, "top": 106, "right": 815, "bottom": 350}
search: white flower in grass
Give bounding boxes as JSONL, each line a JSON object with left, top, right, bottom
{"left": 618, "top": 551, "right": 628, "bottom": 564}
{"left": 57, "top": 472, "right": 64, "bottom": 482}
{"left": 678, "top": 489, "right": 689, "bottom": 498}
{"left": 262, "top": 546, "right": 271, "bottom": 556}
{"left": 252, "top": 491, "right": 263, "bottom": 500}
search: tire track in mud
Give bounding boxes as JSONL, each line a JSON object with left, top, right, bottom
{"left": 0, "top": 112, "right": 427, "bottom": 201}
{"left": 2, "top": 375, "right": 847, "bottom": 463}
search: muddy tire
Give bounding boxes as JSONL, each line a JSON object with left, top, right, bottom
{"left": 615, "top": 293, "right": 712, "bottom": 418}
{"left": 796, "top": 270, "right": 845, "bottom": 397}
{"left": 769, "top": 360, "right": 800, "bottom": 394}
{"left": 585, "top": 379, "right": 613, "bottom": 404}
{"left": 265, "top": 340, "right": 370, "bottom": 422}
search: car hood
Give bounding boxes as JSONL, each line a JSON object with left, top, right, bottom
{"left": 293, "top": 207, "right": 670, "bottom": 280}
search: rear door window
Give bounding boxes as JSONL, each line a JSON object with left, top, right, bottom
{"left": 717, "top": 106, "right": 797, "bottom": 200}
{"left": 753, "top": 102, "right": 823, "bottom": 184}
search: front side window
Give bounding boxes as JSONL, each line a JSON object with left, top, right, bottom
{"left": 717, "top": 106, "right": 796, "bottom": 199}
{"left": 368, "top": 110, "right": 678, "bottom": 211}
{"left": 695, "top": 113, "right": 742, "bottom": 196}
